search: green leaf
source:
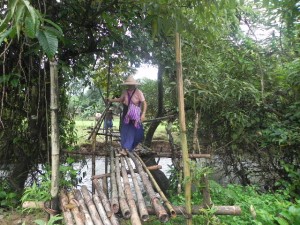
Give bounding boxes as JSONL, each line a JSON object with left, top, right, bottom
{"left": 274, "top": 217, "right": 289, "bottom": 225}
{"left": 43, "top": 18, "right": 63, "bottom": 35}
{"left": 21, "top": 0, "right": 36, "bottom": 26}
{"left": 8, "top": 0, "right": 20, "bottom": 17}
{"left": 24, "top": 16, "right": 36, "bottom": 38}
{"left": 36, "top": 29, "right": 58, "bottom": 59}
{"left": 14, "top": 3, "right": 25, "bottom": 39}
{"left": 0, "top": 27, "right": 14, "bottom": 45}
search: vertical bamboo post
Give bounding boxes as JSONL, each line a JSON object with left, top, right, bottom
{"left": 175, "top": 32, "right": 192, "bottom": 224}
{"left": 92, "top": 132, "right": 96, "bottom": 194}
{"left": 50, "top": 60, "right": 60, "bottom": 213}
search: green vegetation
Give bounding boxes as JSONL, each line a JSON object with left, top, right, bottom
{"left": 1, "top": 0, "right": 300, "bottom": 224}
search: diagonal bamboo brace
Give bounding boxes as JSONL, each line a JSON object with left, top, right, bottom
{"left": 133, "top": 152, "right": 176, "bottom": 217}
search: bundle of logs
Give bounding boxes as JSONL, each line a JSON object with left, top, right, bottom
{"left": 57, "top": 149, "right": 241, "bottom": 225}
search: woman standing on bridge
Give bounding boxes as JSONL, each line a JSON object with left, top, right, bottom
{"left": 108, "top": 75, "right": 147, "bottom": 156}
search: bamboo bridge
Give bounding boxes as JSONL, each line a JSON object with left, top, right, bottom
{"left": 57, "top": 106, "right": 241, "bottom": 224}
{"left": 58, "top": 149, "right": 241, "bottom": 225}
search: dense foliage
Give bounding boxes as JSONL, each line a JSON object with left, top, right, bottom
{"left": 0, "top": 0, "right": 299, "bottom": 223}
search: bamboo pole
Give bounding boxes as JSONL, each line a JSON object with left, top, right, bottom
{"left": 92, "top": 132, "right": 96, "bottom": 194}
{"left": 93, "top": 194, "right": 112, "bottom": 225}
{"left": 67, "top": 191, "right": 85, "bottom": 225}
{"left": 92, "top": 179, "right": 112, "bottom": 217}
{"left": 63, "top": 150, "right": 210, "bottom": 159}
{"left": 74, "top": 189, "right": 94, "bottom": 225}
{"left": 81, "top": 185, "right": 103, "bottom": 225}
{"left": 114, "top": 154, "right": 131, "bottom": 219}
{"left": 59, "top": 190, "right": 74, "bottom": 225}
{"left": 146, "top": 205, "right": 241, "bottom": 216}
{"left": 176, "top": 32, "right": 192, "bottom": 224}
{"left": 50, "top": 60, "right": 60, "bottom": 212}
{"left": 91, "top": 165, "right": 162, "bottom": 180}
{"left": 132, "top": 152, "right": 176, "bottom": 217}
{"left": 128, "top": 153, "right": 169, "bottom": 222}
{"left": 124, "top": 156, "right": 149, "bottom": 221}
{"left": 92, "top": 179, "right": 120, "bottom": 225}
{"left": 110, "top": 150, "right": 119, "bottom": 213}
{"left": 120, "top": 157, "right": 142, "bottom": 225}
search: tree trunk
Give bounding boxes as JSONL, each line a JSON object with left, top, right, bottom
{"left": 143, "top": 63, "right": 170, "bottom": 195}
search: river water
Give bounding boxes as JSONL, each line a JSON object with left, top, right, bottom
{"left": 74, "top": 157, "right": 173, "bottom": 192}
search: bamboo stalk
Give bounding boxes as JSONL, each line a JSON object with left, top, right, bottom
{"left": 59, "top": 190, "right": 74, "bottom": 225}
{"left": 110, "top": 150, "right": 119, "bottom": 213}
{"left": 67, "top": 191, "right": 85, "bottom": 225}
{"left": 119, "top": 156, "right": 142, "bottom": 225}
{"left": 132, "top": 152, "right": 176, "bottom": 218}
{"left": 91, "top": 165, "right": 162, "bottom": 180}
{"left": 93, "top": 194, "right": 112, "bottom": 225}
{"left": 74, "top": 189, "right": 94, "bottom": 225}
{"left": 115, "top": 154, "right": 131, "bottom": 219}
{"left": 92, "top": 179, "right": 112, "bottom": 217}
{"left": 50, "top": 60, "right": 60, "bottom": 213}
{"left": 146, "top": 205, "right": 241, "bottom": 215}
{"left": 102, "top": 176, "right": 108, "bottom": 197}
{"left": 92, "top": 132, "right": 96, "bottom": 194}
{"left": 128, "top": 153, "right": 169, "bottom": 222}
{"left": 176, "top": 32, "right": 192, "bottom": 224}
{"left": 124, "top": 156, "right": 149, "bottom": 221}
{"left": 81, "top": 185, "right": 103, "bottom": 225}
{"left": 92, "top": 179, "right": 120, "bottom": 225}
{"left": 201, "top": 174, "right": 211, "bottom": 208}
{"left": 63, "top": 150, "right": 210, "bottom": 159}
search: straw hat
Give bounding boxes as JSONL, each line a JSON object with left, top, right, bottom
{"left": 121, "top": 75, "right": 140, "bottom": 85}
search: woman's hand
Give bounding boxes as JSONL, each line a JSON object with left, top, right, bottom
{"left": 141, "top": 113, "right": 146, "bottom": 122}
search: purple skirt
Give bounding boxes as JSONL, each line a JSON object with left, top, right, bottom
{"left": 120, "top": 121, "right": 144, "bottom": 151}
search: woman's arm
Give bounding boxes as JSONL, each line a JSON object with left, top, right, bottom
{"left": 141, "top": 100, "right": 147, "bottom": 122}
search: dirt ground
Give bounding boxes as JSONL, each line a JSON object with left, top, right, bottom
{"left": 0, "top": 209, "right": 48, "bottom": 225}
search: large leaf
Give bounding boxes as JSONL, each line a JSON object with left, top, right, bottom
{"left": 8, "top": 0, "right": 20, "bottom": 17}
{"left": 36, "top": 29, "right": 58, "bottom": 59}
{"left": 21, "top": 0, "right": 36, "bottom": 26}
{"left": 24, "top": 16, "right": 35, "bottom": 38}
{"left": 43, "top": 18, "right": 63, "bottom": 36}
{"left": 14, "top": 3, "right": 25, "bottom": 39}
{"left": 0, "top": 27, "right": 14, "bottom": 45}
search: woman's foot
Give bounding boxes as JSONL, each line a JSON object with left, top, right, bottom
{"left": 120, "top": 149, "right": 128, "bottom": 156}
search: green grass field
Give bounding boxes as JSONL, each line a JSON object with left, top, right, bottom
{"left": 74, "top": 119, "right": 177, "bottom": 145}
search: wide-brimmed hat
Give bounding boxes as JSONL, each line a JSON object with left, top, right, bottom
{"left": 121, "top": 75, "right": 140, "bottom": 85}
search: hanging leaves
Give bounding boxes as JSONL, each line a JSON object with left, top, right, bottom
{"left": 0, "top": 0, "right": 62, "bottom": 59}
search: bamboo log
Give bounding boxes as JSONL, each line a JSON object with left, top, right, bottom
{"left": 74, "top": 189, "right": 94, "bottom": 225}
{"left": 22, "top": 201, "right": 44, "bottom": 209}
{"left": 133, "top": 152, "right": 176, "bottom": 217}
{"left": 93, "top": 179, "right": 112, "bottom": 217}
{"left": 92, "top": 179, "right": 120, "bottom": 225}
{"left": 81, "top": 185, "right": 103, "bottom": 225}
{"left": 124, "top": 156, "right": 149, "bottom": 221}
{"left": 93, "top": 194, "right": 112, "bottom": 225}
{"left": 102, "top": 176, "right": 108, "bottom": 197}
{"left": 201, "top": 174, "right": 211, "bottom": 208}
{"left": 176, "top": 32, "right": 192, "bottom": 225}
{"left": 67, "top": 191, "right": 85, "bottom": 225}
{"left": 119, "top": 157, "right": 142, "bottom": 225}
{"left": 115, "top": 155, "right": 131, "bottom": 219}
{"left": 128, "top": 153, "right": 169, "bottom": 222}
{"left": 59, "top": 190, "right": 74, "bottom": 225}
{"left": 146, "top": 205, "right": 241, "bottom": 215}
{"left": 92, "top": 165, "right": 162, "bottom": 180}
{"left": 62, "top": 150, "right": 210, "bottom": 158}
{"left": 50, "top": 60, "right": 60, "bottom": 213}
{"left": 110, "top": 150, "right": 119, "bottom": 213}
